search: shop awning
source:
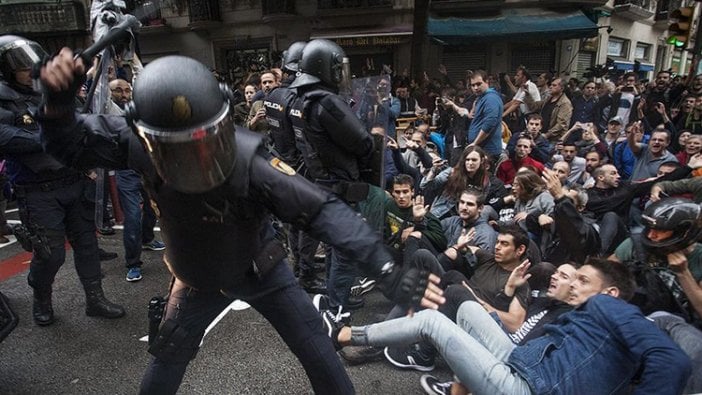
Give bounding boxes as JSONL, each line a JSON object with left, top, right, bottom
{"left": 613, "top": 61, "right": 654, "bottom": 72}
{"left": 311, "top": 24, "right": 413, "bottom": 39}
{"left": 428, "top": 8, "right": 599, "bottom": 45}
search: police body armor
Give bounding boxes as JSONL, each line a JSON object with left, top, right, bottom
{"left": 264, "top": 87, "right": 301, "bottom": 167}
{"left": 289, "top": 88, "right": 367, "bottom": 182}
{"left": 0, "top": 81, "right": 75, "bottom": 181}
{"left": 146, "top": 129, "right": 288, "bottom": 291}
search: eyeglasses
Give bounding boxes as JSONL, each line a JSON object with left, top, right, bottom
{"left": 111, "top": 87, "right": 132, "bottom": 94}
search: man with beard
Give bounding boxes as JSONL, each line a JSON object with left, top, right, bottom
{"left": 440, "top": 188, "right": 498, "bottom": 259}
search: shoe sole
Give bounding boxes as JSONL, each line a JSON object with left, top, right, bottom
{"left": 420, "top": 374, "right": 447, "bottom": 395}
{"left": 126, "top": 275, "right": 143, "bottom": 282}
{"left": 350, "top": 279, "right": 376, "bottom": 297}
{"left": 142, "top": 246, "right": 165, "bottom": 251}
{"left": 383, "top": 347, "right": 435, "bottom": 372}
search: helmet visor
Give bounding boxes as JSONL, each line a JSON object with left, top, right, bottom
{"left": 136, "top": 106, "right": 237, "bottom": 193}
{"left": 0, "top": 40, "right": 46, "bottom": 72}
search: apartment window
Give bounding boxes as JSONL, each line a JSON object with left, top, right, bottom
{"left": 635, "top": 43, "right": 652, "bottom": 60}
{"left": 607, "top": 37, "right": 629, "bottom": 58}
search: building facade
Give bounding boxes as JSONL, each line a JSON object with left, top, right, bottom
{"left": 1, "top": 0, "right": 701, "bottom": 85}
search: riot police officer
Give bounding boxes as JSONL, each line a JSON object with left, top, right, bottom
{"left": 288, "top": 39, "right": 377, "bottom": 312}
{"left": 265, "top": 41, "right": 326, "bottom": 294}
{"left": 38, "top": 48, "right": 444, "bottom": 394}
{"left": 0, "top": 35, "right": 124, "bottom": 326}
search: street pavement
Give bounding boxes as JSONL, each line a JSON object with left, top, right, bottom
{"left": 0, "top": 218, "right": 451, "bottom": 394}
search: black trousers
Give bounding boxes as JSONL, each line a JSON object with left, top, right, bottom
{"left": 139, "top": 261, "right": 354, "bottom": 395}
{"left": 17, "top": 178, "right": 101, "bottom": 290}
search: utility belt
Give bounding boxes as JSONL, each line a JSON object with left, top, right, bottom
{"left": 315, "top": 179, "right": 369, "bottom": 203}
{"left": 14, "top": 174, "right": 85, "bottom": 196}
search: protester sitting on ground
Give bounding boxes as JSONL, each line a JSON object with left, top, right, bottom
{"left": 327, "top": 258, "right": 691, "bottom": 395}
{"left": 420, "top": 145, "right": 507, "bottom": 220}
{"left": 506, "top": 114, "right": 552, "bottom": 164}
{"left": 440, "top": 188, "right": 498, "bottom": 257}
{"left": 384, "top": 174, "right": 447, "bottom": 260}
{"left": 539, "top": 169, "right": 601, "bottom": 265}
{"left": 510, "top": 170, "right": 554, "bottom": 238}
{"left": 380, "top": 225, "right": 533, "bottom": 373}
{"left": 496, "top": 136, "right": 544, "bottom": 186}
{"left": 420, "top": 262, "right": 577, "bottom": 395}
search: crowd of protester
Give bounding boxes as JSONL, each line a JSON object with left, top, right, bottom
{"left": 225, "top": 63, "right": 702, "bottom": 394}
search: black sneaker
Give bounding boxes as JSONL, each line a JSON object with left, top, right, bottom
{"left": 350, "top": 277, "right": 376, "bottom": 297}
{"left": 321, "top": 307, "right": 349, "bottom": 351}
{"left": 312, "top": 294, "right": 329, "bottom": 312}
{"left": 420, "top": 374, "right": 452, "bottom": 395}
{"left": 339, "top": 346, "right": 384, "bottom": 365}
{"left": 384, "top": 344, "right": 435, "bottom": 372}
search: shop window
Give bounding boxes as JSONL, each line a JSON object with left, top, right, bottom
{"left": 635, "top": 43, "right": 651, "bottom": 61}
{"left": 607, "top": 38, "right": 629, "bottom": 58}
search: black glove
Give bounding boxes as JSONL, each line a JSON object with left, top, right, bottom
{"left": 379, "top": 265, "right": 430, "bottom": 311}
{"left": 35, "top": 53, "right": 84, "bottom": 113}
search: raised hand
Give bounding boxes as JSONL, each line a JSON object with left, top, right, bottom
{"left": 412, "top": 195, "right": 429, "bottom": 221}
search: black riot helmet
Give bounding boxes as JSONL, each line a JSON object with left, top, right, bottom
{"left": 282, "top": 41, "right": 306, "bottom": 73}
{"left": 289, "top": 39, "right": 345, "bottom": 90}
{"left": 0, "top": 35, "right": 47, "bottom": 84}
{"left": 641, "top": 197, "right": 702, "bottom": 255}
{"left": 125, "top": 55, "right": 236, "bottom": 194}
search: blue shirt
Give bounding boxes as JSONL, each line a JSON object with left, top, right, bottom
{"left": 468, "top": 88, "right": 503, "bottom": 156}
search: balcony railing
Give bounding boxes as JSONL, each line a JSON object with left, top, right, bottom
{"left": 188, "top": 0, "right": 221, "bottom": 27}
{"left": 0, "top": 1, "right": 87, "bottom": 34}
{"left": 262, "top": 0, "right": 296, "bottom": 22}
{"left": 262, "top": 0, "right": 296, "bottom": 15}
{"left": 614, "top": 0, "right": 656, "bottom": 21}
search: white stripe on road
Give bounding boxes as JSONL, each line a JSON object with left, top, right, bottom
{"left": 138, "top": 299, "right": 251, "bottom": 342}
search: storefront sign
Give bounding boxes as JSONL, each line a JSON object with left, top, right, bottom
{"left": 335, "top": 35, "right": 408, "bottom": 47}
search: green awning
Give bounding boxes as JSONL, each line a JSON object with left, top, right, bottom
{"left": 428, "top": 8, "right": 599, "bottom": 44}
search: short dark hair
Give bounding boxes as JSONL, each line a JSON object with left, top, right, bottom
{"left": 583, "top": 258, "right": 635, "bottom": 301}
{"left": 459, "top": 188, "right": 485, "bottom": 206}
{"left": 471, "top": 69, "right": 489, "bottom": 82}
{"left": 527, "top": 113, "right": 543, "bottom": 123}
{"left": 498, "top": 224, "right": 529, "bottom": 257}
{"left": 392, "top": 174, "right": 415, "bottom": 189}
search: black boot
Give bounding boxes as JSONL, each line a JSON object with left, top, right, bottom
{"left": 299, "top": 270, "right": 327, "bottom": 294}
{"left": 32, "top": 287, "right": 54, "bottom": 326}
{"left": 84, "top": 280, "right": 126, "bottom": 319}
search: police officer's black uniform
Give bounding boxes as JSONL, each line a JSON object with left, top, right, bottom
{"left": 288, "top": 39, "right": 376, "bottom": 310}
{"left": 264, "top": 41, "right": 326, "bottom": 294}
{"left": 0, "top": 35, "right": 124, "bottom": 326}
{"left": 38, "top": 54, "right": 429, "bottom": 394}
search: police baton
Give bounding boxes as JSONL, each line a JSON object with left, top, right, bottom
{"left": 78, "top": 14, "right": 140, "bottom": 65}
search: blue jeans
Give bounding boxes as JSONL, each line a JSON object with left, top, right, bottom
{"left": 351, "top": 302, "right": 532, "bottom": 394}
{"left": 117, "top": 170, "right": 156, "bottom": 269}
{"left": 139, "top": 261, "right": 353, "bottom": 394}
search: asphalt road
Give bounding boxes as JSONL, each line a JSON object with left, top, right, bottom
{"left": 0, "top": 223, "right": 450, "bottom": 394}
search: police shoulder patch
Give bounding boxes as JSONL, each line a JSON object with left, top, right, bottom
{"left": 269, "top": 157, "right": 296, "bottom": 176}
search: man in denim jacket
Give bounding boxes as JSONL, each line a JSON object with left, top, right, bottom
{"left": 333, "top": 258, "right": 691, "bottom": 394}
